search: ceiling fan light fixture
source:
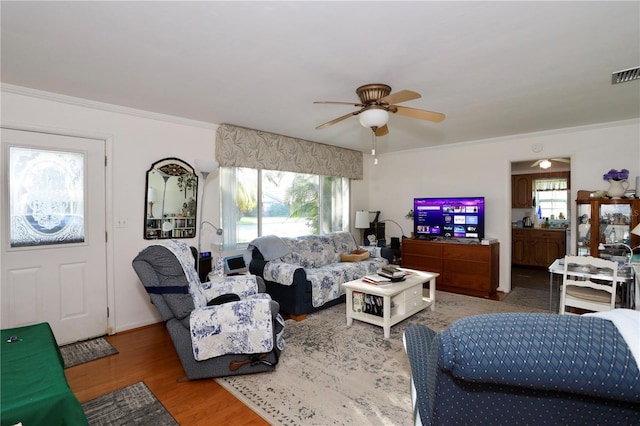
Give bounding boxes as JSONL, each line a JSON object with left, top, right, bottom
{"left": 359, "top": 108, "right": 389, "bottom": 129}
{"left": 540, "top": 159, "right": 552, "bottom": 169}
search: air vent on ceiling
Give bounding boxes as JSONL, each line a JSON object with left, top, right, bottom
{"left": 611, "top": 67, "right": 640, "bottom": 84}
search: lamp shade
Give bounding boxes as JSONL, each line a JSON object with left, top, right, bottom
{"left": 355, "top": 211, "right": 370, "bottom": 229}
{"left": 359, "top": 108, "right": 389, "bottom": 129}
{"left": 195, "top": 159, "right": 219, "bottom": 174}
{"left": 632, "top": 223, "right": 640, "bottom": 237}
{"left": 539, "top": 159, "right": 552, "bottom": 169}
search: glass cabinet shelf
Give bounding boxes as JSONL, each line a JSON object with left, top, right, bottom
{"left": 575, "top": 198, "right": 640, "bottom": 258}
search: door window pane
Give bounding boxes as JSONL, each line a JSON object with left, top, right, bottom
{"left": 9, "top": 146, "right": 85, "bottom": 247}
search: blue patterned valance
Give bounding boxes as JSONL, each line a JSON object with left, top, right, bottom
{"left": 215, "top": 123, "right": 363, "bottom": 180}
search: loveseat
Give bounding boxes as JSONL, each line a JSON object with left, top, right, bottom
{"left": 249, "top": 231, "right": 393, "bottom": 318}
{"left": 403, "top": 311, "right": 640, "bottom": 425}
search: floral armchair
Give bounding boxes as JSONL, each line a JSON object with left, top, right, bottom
{"left": 132, "top": 240, "right": 284, "bottom": 380}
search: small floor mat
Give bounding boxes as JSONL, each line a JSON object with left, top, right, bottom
{"left": 60, "top": 337, "right": 118, "bottom": 368}
{"left": 81, "top": 381, "right": 178, "bottom": 425}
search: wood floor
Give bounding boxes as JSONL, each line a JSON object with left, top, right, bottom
{"left": 64, "top": 323, "right": 268, "bottom": 425}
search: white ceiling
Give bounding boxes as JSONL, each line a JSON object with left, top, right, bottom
{"left": 1, "top": 1, "right": 639, "bottom": 155}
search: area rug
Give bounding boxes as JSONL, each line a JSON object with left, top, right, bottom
{"left": 60, "top": 337, "right": 118, "bottom": 368}
{"left": 503, "top": 286, "right": 557, "bottom": 312}
{"left": 81, "top": 382, "right": 178, "bottom": 426}
{"left": 216, "top": 290, "right": 545, "bottom": 426}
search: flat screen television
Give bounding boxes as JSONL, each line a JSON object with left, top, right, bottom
{"left": 413, "top": 197, "right": 485, "bottom": 240}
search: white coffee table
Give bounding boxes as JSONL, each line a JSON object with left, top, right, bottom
{"left": 343, "top": 268, "right": 438, "bottom": 338}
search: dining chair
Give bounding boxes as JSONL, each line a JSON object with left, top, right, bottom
{"left": 559, "top": 255, "right": 618, "bottom": 314}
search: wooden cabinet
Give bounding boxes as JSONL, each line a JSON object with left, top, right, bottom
{"left": 511, "top": 229, "right": 529, "bottom": 264}
{"left": 511, "top": 228, "right": 566, "bottom": 267}
{"left": 512, "top": 175, "right": 533, "bottom": 208}
{"left": 401, "top": 239, "right": 443, "bottom": 277}
{"left": 402, "top": 238, "right": 499, "bottom": 298}
{"left": 575, "top": 198, "right": 640, "bottom": 257}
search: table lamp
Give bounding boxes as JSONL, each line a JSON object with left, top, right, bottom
{"left": 355, "top": 211, "right": 370, "bottom": 245}
{"left": 598, "top": 242, "right": 634, "bottom": 264}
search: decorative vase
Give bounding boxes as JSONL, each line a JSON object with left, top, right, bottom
{"left": 606, "top": 179, "right": 629, "bottom": 198}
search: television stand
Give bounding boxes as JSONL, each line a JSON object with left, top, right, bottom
{"left": 401, "top": 237, "right": 499, "bottom": 298}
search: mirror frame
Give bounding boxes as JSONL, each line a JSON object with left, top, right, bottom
{"left": 144, "top": 158, "right": 198, "bottom": 239}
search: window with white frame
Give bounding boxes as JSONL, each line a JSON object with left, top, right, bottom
{"left": 221, "top": 167, "right": 350, "bottom": 248}
{"left": 534, "top": 178, "right": 568, "bottom": 220}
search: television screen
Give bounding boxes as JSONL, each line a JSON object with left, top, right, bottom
{"left": 413, "top": 197, "right": 485, "bottom": 240}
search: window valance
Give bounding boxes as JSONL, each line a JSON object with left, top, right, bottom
{"left": 215, "top": 124, "right": 363, "bottom": 180}
{"left": 535, "top": 178, "right": 568, "bottom": 191}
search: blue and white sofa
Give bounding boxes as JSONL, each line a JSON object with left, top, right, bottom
{"left": 403, "top": 311, "right": 640, "bottom": 425}
{"left": 249, "top": 231, "right": 393, "bottom": 318}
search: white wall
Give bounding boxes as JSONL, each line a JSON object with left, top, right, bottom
{"left": 369, "top": 120, "right": 640, "bottom": 292}
{"left": 3, "top": 87, "right": 639, "bottom": 333}
{"left": 2, "top": 88, "right": 219, "bottom": 333}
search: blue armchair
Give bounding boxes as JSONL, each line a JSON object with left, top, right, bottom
{"left": 403, "top": 313, "right": 640, "bottom": 425}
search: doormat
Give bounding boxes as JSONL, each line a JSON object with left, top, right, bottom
{"left": 81, "top": 381, "right": 178, "bottom": 426}
{"left": 60, "top": 337, "right": 118, "bottom": 368}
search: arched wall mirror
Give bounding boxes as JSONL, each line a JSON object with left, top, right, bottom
{"left": 144, "top": 158, "right": 198, "bottom": 239}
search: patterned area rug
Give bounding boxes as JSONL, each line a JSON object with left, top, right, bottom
{"left": 60, "top": 337, "right": 118, "bottom": 368}
{"left": 81, "top": 382, "right": 178, "bottom": 425}
{"left": 503, "top": 286, "right": 557, "bottom": 312}
{"left": 216, "top": 290, "right": 545, "bottom": 426}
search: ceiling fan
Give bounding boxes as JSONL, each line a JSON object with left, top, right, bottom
{"left": 314, "top": 83, "right": 445, "bottom": 137}
{"left": 531, "top": 158, "right": 571, "bottom": 169}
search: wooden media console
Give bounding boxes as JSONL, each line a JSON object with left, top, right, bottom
{"left": 401, "top": 238, "right": 499, "bottom": 298}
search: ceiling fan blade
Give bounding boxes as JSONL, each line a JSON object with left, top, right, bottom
{"left": 393, "top": 105, "right": 446, "bottom": 122}
{"left": 379, "top": 90, "right": 421, "bottom": 105}
{"left": 551, "top": 158, "right": 571, "bottom": 163}
{"left": 374, "top": 125, "right": 389, "bottom": 137}
{"left": 315, "top": 110, "right": 361, "bottom": 130}
{"left": 314, "top": 101, "right": 365, "bottom": 107}
{"left": 530, "top": 160, "right": 543, "bottom": 167}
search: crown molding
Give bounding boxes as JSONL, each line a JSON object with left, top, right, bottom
{"left": 1, "top": 83, "right": 218, "bottom": 130}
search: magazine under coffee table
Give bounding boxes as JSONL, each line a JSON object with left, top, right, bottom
{"left": 343, "top": 268, "right": 438, "bottom": 338}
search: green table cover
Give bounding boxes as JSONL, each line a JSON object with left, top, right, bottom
{"left": 1, "top": 323, "right": 88, "bottom": 426}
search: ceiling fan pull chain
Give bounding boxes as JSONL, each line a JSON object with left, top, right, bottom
{"left": 371, "top": 130, "right": 376, "bottom": 156}
{"left": 371, "top": 131, "right": 378, "bottom": 165}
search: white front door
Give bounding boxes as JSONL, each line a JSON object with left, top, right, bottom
{"left": 1, "top": 128, "right": 107, "bottom": 345}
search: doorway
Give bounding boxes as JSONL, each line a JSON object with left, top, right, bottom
{"left": 510, "top": 157, "right": 571, "bottom": 299}
{"left": 1, "top": 128, "right": 108, "bottom": 345}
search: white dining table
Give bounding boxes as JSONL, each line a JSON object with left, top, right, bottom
{"left": 548, "top": 258, "right": 637, "bottom": 312}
